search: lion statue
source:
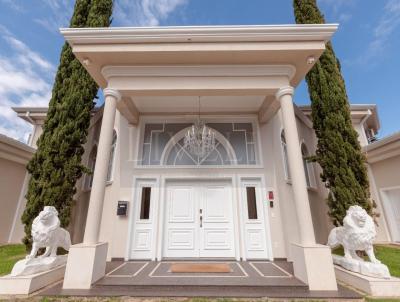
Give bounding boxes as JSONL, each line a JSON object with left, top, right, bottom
{"left": 27, "top": 206, "right": 71, "bottom": 260}
{"left": 328, "top": 205, "right": 379, "bottom": 263}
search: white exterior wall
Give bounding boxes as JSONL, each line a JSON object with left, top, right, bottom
{"left": 91, "top": 112, "right": 284, "bottom": 259}
{"left": 259, "top": 115, "right": 287, "bottom": 258}
{"left": 353, "top": 122, "right": 369, "bottom": 147}
{"left": 90, "top": 106, "right": 337, "bottom": 260}
{"left": 16, "top": 103, "right": 386, "bottom": 259}
{"left": 30, "top": 126, "right": 43, "bottom": 148}
{"left": 294, "top": 112, "right": 332, "bottom": 244}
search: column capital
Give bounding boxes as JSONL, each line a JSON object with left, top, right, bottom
{"left": 103, "top": 88, "right": 121, "bottom": 102}
{"left": 275, "top": 86, "right": 294, "bottom": 100}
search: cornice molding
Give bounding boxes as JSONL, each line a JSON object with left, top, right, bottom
{"left": 364, "top": 132, "right": 400, "bottom": 163}
{"left": 101, "top": 65, "right": 296, "bottom": 81}
{"left": 0, "top": 135, "right": 35, "bottom": 163}
{"left": 60, "top": 24, "right": 338, "bottom": 45}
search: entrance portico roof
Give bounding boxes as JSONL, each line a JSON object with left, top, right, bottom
{"left": 61, "top": 24, "right": 338, "bottom": 123}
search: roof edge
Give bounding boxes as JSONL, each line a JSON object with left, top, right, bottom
{"left": 60, "top": 23, "right": 339, "bottom": 45}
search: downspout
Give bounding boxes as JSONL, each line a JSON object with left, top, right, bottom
{"left": 360, "top": 109, "right": 372, "bottom": 145}
{"left": 25, "top": 111, "right": 35, "bottom": 124}
{"left": 25, "top": 111, "right": 36, "bottom": 147}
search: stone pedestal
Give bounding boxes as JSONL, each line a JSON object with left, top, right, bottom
{"left": 335, "top": 265, "right": 400, "bottom": 296}
{"left": 63, "top": 242, "right": 108, "bottom": 289}
{"left": 291, "top": 243, "right": 338, "bottom": 291}
{"left": 11, "top": 255, "right": 67, "bottom": 277}
{"left": 332, "top": 255, "right": 390, "bottom": 279}
{"left": 0, "top": 265, "right": 65, "bottom": 295}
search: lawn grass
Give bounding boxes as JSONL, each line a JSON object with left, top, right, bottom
{"left": 332, "top": 244, "right": 400, "bottom": 277}
{"left": 0, "top": 244, "right": 26, "bottom": 276}
{"left": 365, "top": 299, "right": 400, "bottom": 302}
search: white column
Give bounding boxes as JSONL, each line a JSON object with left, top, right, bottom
{"left": 276, "top": 86, "right": 316, "bottom": 245}
{"left": 83, "top": 88, "right": 121, "bottom": 244}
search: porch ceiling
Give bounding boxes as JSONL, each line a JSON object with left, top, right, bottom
{"left": 133, "top": 95, "right": 265, "bottom": 114}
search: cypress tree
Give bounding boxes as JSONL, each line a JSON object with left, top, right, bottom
{"left": 22, "top": 0, "right": 113, "bottom": 248}
{"left": 293, "top": 0, "right": 374, "bottom": 226}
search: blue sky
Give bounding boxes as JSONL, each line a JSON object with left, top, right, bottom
{"left": 0, "top": 0, "right": 399, "bottom": 142}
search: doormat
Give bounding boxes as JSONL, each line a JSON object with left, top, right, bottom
{"left": 169, "top": 263, "right": 232, "bottom": 273}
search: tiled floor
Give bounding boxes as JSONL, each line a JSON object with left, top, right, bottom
{"left": 97, "top": 260, "right": 304, "bottom": 286}
{"left": 40, "top": 260, "right": 363, "bottom": 299}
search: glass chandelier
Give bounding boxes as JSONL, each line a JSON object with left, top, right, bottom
{"left": 184, "top": 97, "right": 216, "bottom": 158}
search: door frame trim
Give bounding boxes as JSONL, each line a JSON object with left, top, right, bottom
{"left": 126, "top": 173, "right": 273, "bottom": 261}
{"left": 238, "top": 175, "right": 274, "bottom": 261}
{"left": 126, "top": 176, "right": 161, "bottom": 261}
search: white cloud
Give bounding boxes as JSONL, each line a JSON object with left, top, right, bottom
{"left": 0, "top": 0, "right": 25, "bottom": 12}
{"left": 34, "top": 0, "right": 74, "bottom": 33}
{"left": 358, "top": 0, "right": 400, "bottom": 64}
{"left": 317, "top": 0, "right": 356, "bottom": 22}
{"left": 0, "top": 27, "right": 54, "bottom": 142}
{"left": 3, "top": 0, "right": 187, "bottom": 29}
{"left": 114, "top": 0, "right": 188, "bottom": 26}
{"left": 338, "top": 13, "right": 352, "bottom": 23}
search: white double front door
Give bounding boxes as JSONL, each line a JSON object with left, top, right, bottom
{"left": 163, "top": 181, "right": 236, "bottom": 258}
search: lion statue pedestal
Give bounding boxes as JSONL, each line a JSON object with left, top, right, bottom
{"left": 11, "top": 206, "right": 71, "bottom": 277}
{"left": 0, "top": 206, "right": 71, "bottom": 295}
{"left": 328, "top": 205, "right": 390, "bottom": 279}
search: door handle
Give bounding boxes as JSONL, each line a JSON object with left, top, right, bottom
{"left": 200, "top": 215, "right": 203, "bottom": 228}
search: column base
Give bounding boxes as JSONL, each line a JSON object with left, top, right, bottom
{"left": 291, "top": 243, "right": 338, "bottom": 291}
{"left": 63, "top": 242, "right": 108, "bottom": 289}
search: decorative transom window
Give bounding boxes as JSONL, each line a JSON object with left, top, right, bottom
{"left": 139, "top": 122, "right": 258, "bottom": 166}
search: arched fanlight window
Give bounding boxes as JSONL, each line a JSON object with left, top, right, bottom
{"left": 281, "top": 130, "right": 291, "bottom": 180}
{"left": 86, "top": 146, "right": 97, "bottom": 189}
{"left": 106, "top": 130, "right": 117, "bottom": 182}
{"left": 301, "top": 143, "right": 316, "bottom": 188}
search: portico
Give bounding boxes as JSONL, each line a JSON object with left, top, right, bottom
{"left": 61, "top": 24, "right": 338, "bottom": 291}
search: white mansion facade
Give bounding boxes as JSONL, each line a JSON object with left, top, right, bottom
{"left": 5, "top": 24, "right": 396, "bottom": 291}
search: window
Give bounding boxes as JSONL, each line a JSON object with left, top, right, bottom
{"left": 246, "top": 187, "right": 258, "bottom": 219}
{"left": 301, "top": 143, "right": 316, "bottom": 188}
{"left": 140, "top": 187, "right": 152, "bottom": 220}
{"left": 86, "top": 146, "right": 97, "bottom": 189}
{"left": 106, "top": 130, "right": 117, "bottom": 182}
{"left": 139, "top": 122, "right": 257, "bottom": 166}
{"left": 281, "top": 130, "right": 291, "bottom": 180}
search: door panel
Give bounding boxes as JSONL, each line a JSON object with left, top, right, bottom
{"left": 164, "top": 186, "right": 199, "bottom": 257}
{"left": 167, "top": 228, "right": 196, "bottom": 250}
{"left": 130, "top": 181, "right": 157, "bottom": 259}
{"left": 163, "top": 181, "right": 235, "bottom": 258}
{"left": 200, "top": 185, "right": 235, "bottom": 257}
{"left": 241, "top": 180, "right": 269, "bottom": 259}
{"left": 168, "top": 187, "right": 195, "bottom": 223}
{"left": 202, "top": 186, "right": 230, "bottom": 222}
